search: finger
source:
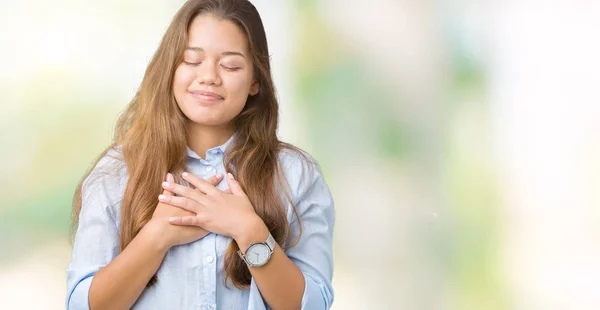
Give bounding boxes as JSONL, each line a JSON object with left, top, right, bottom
{"left": 162, "top": 173, "right": 175, "bottom": 197}
{"left": 226, "top": 173, "right": 245, "bottom": 196}
{"left": 158, "top": 194, "right": 203, "bottom": 213}
{"left": 168, "top": 215, "right": 202, "bottom": 227}
{"left": 205, "top": 174, "right": 223, "bottom": 187}
{"left": 182, "top": 172, "right": 220, "bottom": 195}
{"left": 162, "top": 180, "right": 207, "bottom": 203}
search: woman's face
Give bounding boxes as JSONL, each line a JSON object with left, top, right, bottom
{"left": 173, "top": 13, "right": 258, "bottom": 127}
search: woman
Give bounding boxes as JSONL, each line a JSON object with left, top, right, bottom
{"left": 66, "top": 0, "right": 335, "bottom": 309}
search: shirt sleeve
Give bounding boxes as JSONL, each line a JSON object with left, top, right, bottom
{"left": 66, "top": 150, "right": 125, "bottom": 310}
{"left": 248, "top": 151, "right": 335, "bottom": 310}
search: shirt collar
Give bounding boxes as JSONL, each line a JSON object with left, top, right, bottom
{"left": 186, "top": 134, "right": 235, "bottom": 159}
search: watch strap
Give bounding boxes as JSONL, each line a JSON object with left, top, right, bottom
{"left": 265, "top": 232, "right": 276, "bottom": 252}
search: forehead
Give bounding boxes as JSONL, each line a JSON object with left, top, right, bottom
{"left": 187, "top": 13, "right": 249, "bottom": 53}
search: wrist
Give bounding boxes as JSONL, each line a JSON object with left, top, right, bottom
{"left": 141, "top": 219, "right": 171, "bottom": 253}
{"left": 234, "top": 215, "right": 269, "bottom": 253}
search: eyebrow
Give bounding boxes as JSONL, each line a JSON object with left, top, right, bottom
{"left": 185, "top": 47, "right": 246, "bottom": 58}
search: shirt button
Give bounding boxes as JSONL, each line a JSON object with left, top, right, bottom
{"left": 206, "top": 166, "right": 214, "bottom": 172}
{"left": 205, "top": 256, "right": 214, "bottom": 263}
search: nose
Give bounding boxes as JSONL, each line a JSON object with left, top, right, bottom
{"left": 196, "top": 61, "right": 221, "bottom": 86}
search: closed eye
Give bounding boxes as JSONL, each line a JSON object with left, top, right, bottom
{"left": 221, "top": 65, "right": 241, "bottom": 71}
{"left": 184, "top": 60, "right": 201, "bottom": 66}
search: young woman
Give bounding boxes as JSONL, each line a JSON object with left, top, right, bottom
{"left": 65, "top": 0, "right": 334, "bottom": 309}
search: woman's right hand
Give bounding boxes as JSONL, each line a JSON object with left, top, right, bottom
{"left": 146, "top": 172, "right": 223, "bottom": 250}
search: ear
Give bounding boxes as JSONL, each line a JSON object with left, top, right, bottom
{"left": 249, "top": 81, "right": 259, "bottom": 96}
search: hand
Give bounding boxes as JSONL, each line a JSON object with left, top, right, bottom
{"left": 146, "top": 172, "right": 223, "bottom": 250}
{"left": 158, "top": 171, "right": 263, "bottom": 241}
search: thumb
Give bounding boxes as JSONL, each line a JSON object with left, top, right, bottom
{"left": 162, "top": 173, "right": 175, "bottom": 197}
{"left": 226, "top": 173, "right": 244, "bottom": 196}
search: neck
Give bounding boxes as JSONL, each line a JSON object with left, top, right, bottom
{"left": 188, "top": 122, "right": 234, "bottom": 159}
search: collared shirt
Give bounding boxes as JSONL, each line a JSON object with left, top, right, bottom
{"left": 66, "top": 136, "right": 335, "bottom": 310}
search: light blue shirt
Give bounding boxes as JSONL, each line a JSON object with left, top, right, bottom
{"left": 66, "top": 136, "right": 335, "bottom": 309}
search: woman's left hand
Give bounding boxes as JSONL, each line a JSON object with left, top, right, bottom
{"left": 159, "top": 171, "right": 262, "bottom": 241}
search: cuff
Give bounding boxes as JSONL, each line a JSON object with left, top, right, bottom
{"left": 246, "top": 272, "right": 334, "bottom": 310}
{"left": 300, "top": 272, "right": 334, "bottom": 310}
{"left": 247, "top": 277, "right": 269, "bottom": 310}
{"left": 67, "top": 276, "right": 93, "bottom": 310}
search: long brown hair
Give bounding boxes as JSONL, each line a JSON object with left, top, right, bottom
{"left": 72, "top": 0, "right": 307, "bottom": 289}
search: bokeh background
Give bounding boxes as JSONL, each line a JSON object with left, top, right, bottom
{"left": 1, "top": 0, "right": 600, "bottom": 309}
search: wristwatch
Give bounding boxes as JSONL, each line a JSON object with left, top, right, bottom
{"left": 237, "top": 233, "right": 276, "bottom": 267}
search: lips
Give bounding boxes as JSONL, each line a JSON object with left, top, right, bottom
{"left": 188, "top": 90, "right": 224, "bottom": 102}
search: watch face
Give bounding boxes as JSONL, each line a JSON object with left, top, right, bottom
{"left": 246, "top": 243, "right": 271, "bottom": 266}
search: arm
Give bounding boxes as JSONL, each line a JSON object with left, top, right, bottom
{"left": 66, "top": 168, "right": 170, "bottom": 310}
{"left": 88, "top": 179, "right": 216, "bottom": 310}
{"left": 86, "top": 223, "right": 169, "bottom": 310}
{"left": 238, "top": 161, "right": 335, "bottom": 310}
{"left": 161, "top": 155, "right": 335, "bottom": 309}
{"left": 67, "top": 169, "right": 218, "bottom": 310}
{"left": 236, "top": 222, "right": 305, "bottom": 310}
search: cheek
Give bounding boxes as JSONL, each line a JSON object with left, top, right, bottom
{"left": 223, "top": 75, "right": 253, "bottom": 98}
{"left": 173, "top": 66, "right": 194, "bottom": 92}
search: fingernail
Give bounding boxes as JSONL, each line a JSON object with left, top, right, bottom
{"left": 158, "top": 194, "right": 167, "bottom": 201}
{"left": 162, "top": 182, "right": 170, "bottom": 187}
{"left": 215, "top": 174, "right": 223, "bottom": 179}
{"left": 182, "top": 172, "right": 189, "bottom": 178}
{"left": 168, "top": 217, "right": 177, "bottom": 222}
{"left": 168, "top": 173, "right": 174, "bottom": 182}
{"left": 227, "top": 173, "right": 234, "bottom": 179}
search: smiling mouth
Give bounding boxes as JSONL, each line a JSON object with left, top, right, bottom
{"left": 188, "top": 90, "right": 224, "bottom": 102}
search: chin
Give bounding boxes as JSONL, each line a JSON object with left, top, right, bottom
{"left": 186, "top": 114, "right": 230, "bottom": 127}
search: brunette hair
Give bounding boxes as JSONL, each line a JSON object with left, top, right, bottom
{"left": 72, "top": 0, "right": 308, "bottom": 289}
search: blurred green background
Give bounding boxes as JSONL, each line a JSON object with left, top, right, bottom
{"left": 2, "top": 1, "right": 600, "bottom": 309}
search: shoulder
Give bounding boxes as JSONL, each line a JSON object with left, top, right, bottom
{"left": 81, "top": 145, "right": 128, "bottom": 215}
{"left": 278, "top": 148, "right": 317, "bottom": 197}
{"left": 277, "top": 147, "right": 332, "bottom": 205}
{"left": 277, "top": 146, "right": 335, "bottom": 230}
{"left": 278, "top": 147, "right": 316, "bottom": 173}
